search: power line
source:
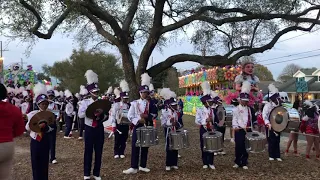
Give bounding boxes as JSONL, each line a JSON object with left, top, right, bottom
{"left": 257, "top": 48, "right": 320, "bottom": 63}
{"left": 277, "top": 28, "right": 320, "bottom": 43}
{"left": 262, "top": 53, "right": 320, "bottom": 66}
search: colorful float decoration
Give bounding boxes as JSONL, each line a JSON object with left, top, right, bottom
{"left": 4, "top": 64, "right": 38, "bottom": 87}
{"left": 179, "top": 65, "right": 263, "bottom": 116}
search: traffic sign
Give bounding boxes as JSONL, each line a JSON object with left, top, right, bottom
{"left": 295, "top": 80, "right": 308, "bottom": 93}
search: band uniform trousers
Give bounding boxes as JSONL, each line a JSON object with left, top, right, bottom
{"left": 200, "top": 126, "right": 214, "bottom": 166}
{"left": 84, "top": 125, "right": 105, "bottom": 177}
{"left": 234, "top": 129, "right": 251, "bottom": 167}
{"left": 30, "top": 134, "right": 50, "bottom": 180}
{"left": 164, "top": 127, "right": 178, "bottom": 167}
{"left": 48, "top": 122, "right": 57, "bottom": 162}
{"left": 216, "top": 125, "right": 226, "bottom": 143}
{"left": 131, "top": 124, "right": 149, "bottom": 169}
{"left": 266, "top": 128, "right": 281, "bottom": 158}
{"left": 114, "top": 124, "right": 129, "bottom": 156}
{"left": 79, "top": 118, "right": 85, "bottom": 138}
{"left": 64, "top": 114, "right": 73, "bottom": 137}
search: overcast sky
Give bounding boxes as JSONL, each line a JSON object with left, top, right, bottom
{"left": 1, "top": 28, "right": 320, "bottom": 80}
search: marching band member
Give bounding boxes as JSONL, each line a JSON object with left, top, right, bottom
{"left": 13, "top": 86, "right": 24, "bottom": 108}
{"left": 111, "top": 80, "right": 131, "bottom": 159}
{"left": 195, "top": 81, "right": 216, "bottom": 170}
{"left": 64, "top": 90, "right": 75, "bottom": 139}
{"left": 232, "top": 81, "right": 256, "bottom": 169}
{"left": 230, "top": 98, "right": 239, "bottom": 143}
{"left": 26, "top": 83, "right": 54, "bottom": 180}
{"left": 79, "top": 70, "right": 106, "bottom": 180}
{"left": 300, "top": 101, "right": 320, "bottom": 160}
{"left": 21, "top": 90, "right": 33, "bottom": 134}
{"left": 78, "top": 85, "right": 89, "bottom": 140}
{"left": 46, "top": 86, "right": 59, "bottom": 164}
{"left": 160, "top": 88, "right": 181, "bottom": 171}
{"left": 58, "top": 91, "right": 65, "bottom": 132}
{"left": 262, "top": 84, "right": 283, "bottom": 162}
{"left": 211, "top": 91, "right": 226, "bottom": 155}
{"left": 123, "top": 73, "right": 158, "bottom": 174}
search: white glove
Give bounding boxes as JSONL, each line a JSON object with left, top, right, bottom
{"left": 302, "top": 115, "right": 308, "bottom": 121}
{"left": 72, "top": 111, "right": 76, "bottom": 115}
{"left": 267, "top": 123, "right": 272, "bottom": 130}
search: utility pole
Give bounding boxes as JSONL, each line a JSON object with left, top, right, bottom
{"left": 20, "top": 58, "right": 27, "bottom": 69}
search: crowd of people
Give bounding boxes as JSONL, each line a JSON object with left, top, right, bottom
{"left": 0, "top": 60, "right": 319, "bottom": 180}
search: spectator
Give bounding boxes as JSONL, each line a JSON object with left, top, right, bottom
{"left": 0, "top": 83, "right": 25, "bottom": 180}
{"left": 285, "top": 98, "right": 300, "bottom": 156}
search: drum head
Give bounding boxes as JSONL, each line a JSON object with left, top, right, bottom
{"left": 29, "top": 111, "right": 55, "bottom": 133}
{"left": 217, "top": 106, "right": 226, "bottom": 121}
{"left": 269, "top": 106, "right": 289, "bottom": 132}
{"left": 246, "top": 131, "right": 266, "bottom": 140}
{"left": 86, "top": 100, "right": 112, "bottom": 120}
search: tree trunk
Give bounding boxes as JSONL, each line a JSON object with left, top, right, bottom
{"left": 118, "top": 45, "right": 140, "bottom": 100}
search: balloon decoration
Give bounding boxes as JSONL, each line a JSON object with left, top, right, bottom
{"left": 179, "top": 65, "right": 241, "bottom": 88}
{"left": 4, "top": 64, "right": 38, "bottom": 87}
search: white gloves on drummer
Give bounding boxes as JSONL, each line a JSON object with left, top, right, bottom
{"left": 302, "top": 116, "right": 309, "bottom": 121}
{"left": 72, "top": 111, "right": 76, "bottom": 115}
{"left": 266, "top": 123, "right": 272, "bottom": 130}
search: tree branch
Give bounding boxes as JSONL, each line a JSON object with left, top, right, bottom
{"left": 83, "top": 1, "right": 123, "bottom": 37}
{"left": 123, "top": 0, "right": 140, "bottom": 31}
{"left": 136, "top": 0, "right": 166, "bottom": 81}
{"left": 161, "top": 5, "right": 320, "bottom": 34}
{"left": 82, "top": 10, "right": 120, "bottom": 46}
{"left": 147, "top": 54, "right": 235, "bottom": 77}
{"left": 19, "top": 0, "right": 72, "bottom": 39}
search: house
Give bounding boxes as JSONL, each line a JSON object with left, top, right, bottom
{"left": 278, "top": 68, "right": 320, "bottom": 102}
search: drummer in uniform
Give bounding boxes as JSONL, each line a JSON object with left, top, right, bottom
{"left": 64, "top": 90, "right": 76, "bottom": 139}
{"left": 160, "top": 88, "right": 181, "bottom": 171}
{"left": 195, "top": 81, "right": 216, "bottom": 170}
{"left": 232, "top": 81, "right": 256, "bottom": 169}
{"left": 46, "top": 86, "right": 59, "bottom": 164}
{"left": 78, "top": 85, "right": 89, "bottom": 140}
{"left": 211, "top": 91, "right": 226, "bottom": 155}
{"left": 78, "top": 70, "right": 107, "bottom": 180}
{"left": 25, "top": 83, "right": 54, "bottom": 180}
{"left": 111, "top": 80, "right": 131, "bottom": 159}
{"left": 262, "top": 84, "right": 283, "bottom": 162}
{"left": 123, "top": 73, "right": 158, "bottom": 174}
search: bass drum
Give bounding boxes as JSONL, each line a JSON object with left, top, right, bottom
{"left": 269, "top": 106, "right": 301, "bottom": 133}
{"left": 216, "top": 106, "right": 226, "bottom": 126}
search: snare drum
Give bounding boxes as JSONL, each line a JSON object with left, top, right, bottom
{"left": 169, "top": 129, "right": 190, "bottom": 150}
{"left": 245, "top": 131, "right": 266, "bottom": 153}
{"left": 136, "top": 126, "right": 159, "bottom": 147}
{"left": 202, "top": 131, "right": 223, "bottom": 153}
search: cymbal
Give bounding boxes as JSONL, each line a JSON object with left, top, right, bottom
{"left": 85, "top": 100, "right": 112, "bottom": 120}
{"left": 269, "top": 106, "right": 289, "bottom": 133}
{"left": 29, "top": 111, "right": 55, "bottom": 133}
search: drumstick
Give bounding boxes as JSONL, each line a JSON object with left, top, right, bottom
{"left": 291, "top": 132, "right": 320, "bottom": 138}
{"left": 117, "top": 129, "right": 122, "bottom": 134}
{"left": 108, "top": 132, "right": 114, "bottom": 138}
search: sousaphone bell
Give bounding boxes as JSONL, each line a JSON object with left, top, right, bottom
{"left": 29, "top": 111, "right": 55, "bottom": 133}
{"left": 85, "top": 100, "right": 112, "bottom": 120}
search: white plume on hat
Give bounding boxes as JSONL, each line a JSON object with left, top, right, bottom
{"left": 106, "top": 86, "right": 113, "bottom": 94}
{"left": 75, "top": 93, "right": 80, "bottom": 99}
{"left": 84, "top": 70, "right": 98, "bottom": 84}
{"left": 59, "top": 91, "right": 64, "bottom": 97}
{"left": 210, "top": 90, "right": 219, "bottom": 98}
{"left": 149, "top": 84, "right": 154, "bottom": 91}
{"left": 46, "top": 85, "right": 54, "bottom": 91}
{"left": 33, "top": 83, "right": 47, "bottom": 98}
{"left": 268, "top": 83, "right": 279, "bottom": 94}
{"left": 80, "top": 85, "right": 88, "bottom": 95}
{"left": 22, "top": 90, "right": 28, "bottom": 97}
{"left": 201, "top": 81, "right": 211, "bottom": 95}
{"left": 241, "top": 81, "right": 251, "bottom": 94}
{"left": 114, "top": 87, "right": 121, "bottom": 98}
{"left": 170, "top": 91, "right": 177, "bottom": 98}
{"left": 304, "top": 100, "right": 314, "bottom": 108}
{"left": 159, "top": 88, "right": 172, "bottom": 100}
{"left": 141, "top": 73, "right": 151, "bottom": 86}
{"left": 64, "top": 89, "right": 72, "bottom": 98}
{"left": 54, "top": 90, "right": 60, "bottom": 97}
{"left": 120, "top": 80, "right": 130, "bottom": 92}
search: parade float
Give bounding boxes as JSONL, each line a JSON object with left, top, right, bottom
{"left": 179, "top": 65, "right": 263, "bottom": 116}
{"left": 3, "top": 63, "right": 38, "bottom": 87}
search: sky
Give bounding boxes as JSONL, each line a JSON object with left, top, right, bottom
{"left": 1, "top": 27, "right": 320, "bottom": 81}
